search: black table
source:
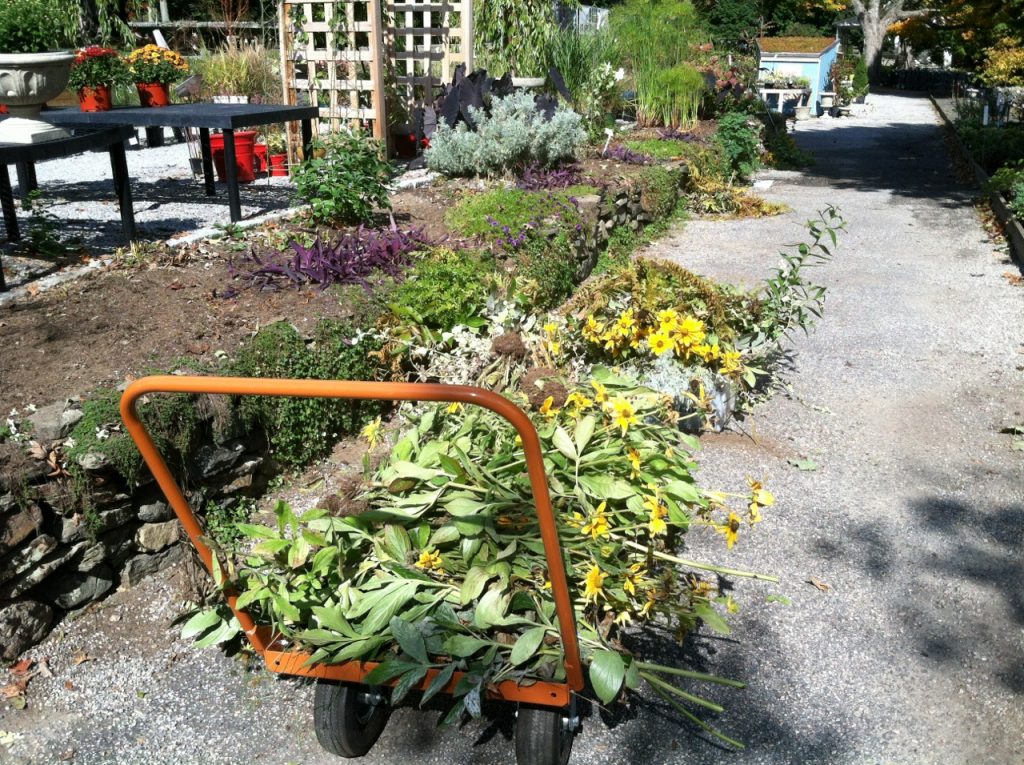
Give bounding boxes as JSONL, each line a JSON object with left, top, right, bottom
{"left": 0, "top": 125, "right": 136, "bottom": 291}
{"left": 43, "top": 104, "right": 318, "bottom": 223}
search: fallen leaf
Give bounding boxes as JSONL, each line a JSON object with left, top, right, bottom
{"left": 1, "top": 682, "right": 27, "bottom": 699}
{"left": 788, "top": 458, "right": 820, "bottom": 471}
{"left": 72, "top": 651, "right": 94, "bottom": 666}
{"left": 8, "top": 659, "right": 33, "bottom": 677}
{"left": 9, "top": 696, "right": 26, "bottom": 710}
{"left": 37, "top": 658, "right": 53, "bottom": 678}
{"left": 64, "top": 681, "right": 75, "bottom": 690}
{"left": 806, "top": 578, "right": 831, "bottom": 592}
{"left": 59, "top": 749, "right": 76, "bottom": 762}
{"left": 1003, "top": 271, "right": 1023, "bottom": 286}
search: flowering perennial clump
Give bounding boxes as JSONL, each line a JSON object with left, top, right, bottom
{"left": 126, "top": 44, "right": 189, "bottom": 85}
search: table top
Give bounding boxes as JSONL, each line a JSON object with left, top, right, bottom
{"left": 41, "top": 103, "right": 319, "bottom": 130}
{"left": 0, "top": 125, "right": 134, "bottom": 163}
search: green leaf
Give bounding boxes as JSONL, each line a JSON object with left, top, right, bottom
{"left": 390, "top": 617, "right": 428, "bottom": 664}
{"left": 234, "top": 523, "right": 277, "bottom": 540}
{"left": 460, "top": 567, "right": 493, "bottom": 605}
{"left": 383, "top": 525, "right": 411, "bottom": 560}
{"left": 694, "top": 603, "right": 732, "bottom": 635}
{"left": 363, "top": 659, "right": 422, "bottom": 685}
{"left": 251, "top": 538, "right": 290, "bottom": 558}
{"left": 552, "top": 426, "right": 577, "bottom": 461}
{"left": 624, "top": 659, "right": 641, "bottom": 690}
{"left": 765, "top": 594, "right": 792, "bottom": 606}
{"left": 473, "top": 586, "right": 510, "bottom": 629}
{"left": 509, "top": 626, "right": 547, "bottom": 667}
{"left": 429, "top": 525, "right": 461, "bottom": 547}
{"left": 787, "top": 458, "right": 819, "bottom": 471}
{"left": 392, "top": 666, "right": 429, "bottom": 705}
{"left": 446, "top": 497, "right": 486, "bottom": 517}
{"left": 589, "top": 650, "right": 625, "bottom": 704}
{"left": 361, "top": 581, "right": 421, "bottom": 635}
{"left": 313, "top": 606, "right": 357, "bottom": 638}
{"left": 287, "top": 536, "right": 311, "bottom": 568}
{"left": 330, "top": 636, "right": 387, "bottom": 663}
{"left": 443, "top": 634, "right": 492, "bottom": 658}
{"left": 579, "top": 474, "right": 635, "bottom": 500}
{"left": 192, "top": 618, "right": 238, "bottom": 648}
{"left": 390, "top": 460, "right": 443, "bottom": 481}
{"left": 180, "top": 609, "right": 221, "bottom": 640}
{"left": 574, "top": 415, "right": 596, "bottom": 452}
{"left": 420, "top": 661, "right": 457, "bottom": 706}
{"left": 234, "top": 586, "right": 267, "bottom": 611}
{"left": 664, "top": 479, "right": 701, "bottom": 503}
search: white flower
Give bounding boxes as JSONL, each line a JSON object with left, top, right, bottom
{"left": 614, "top": 68, "right": 626, "bottom": 82}
{"left": 95, "top": 426, "right": 110, "bottom": 441}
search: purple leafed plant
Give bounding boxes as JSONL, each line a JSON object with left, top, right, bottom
{"left": 231, "top": 224, "right": 429, "bottom": 292}
{"left": 516, "top": 163, "right": 583, "bottom": 190}
{"left": 604, "top": 144, "right": 652, "bottom": 165}
{"left": 657, "top": 127, "right": 700, "bottom": 142}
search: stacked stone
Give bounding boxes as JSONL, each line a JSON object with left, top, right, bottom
{"left": 0, "top": 399, "right": 268, "bottom": 661}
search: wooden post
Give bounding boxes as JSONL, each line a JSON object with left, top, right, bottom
{"left": 369, "top": 0, "right": 389, "bottom": 146}
{"left": 462, "top": 0, "right": 473, "bottom": 71}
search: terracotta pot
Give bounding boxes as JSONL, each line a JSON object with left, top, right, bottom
{"left": 78, "top": 85, "right": 112, "bottom": 112}
{"left": 208, "top": 130, "right": 258, "bottom": 183}
{"left": 136, "top": 82, "right": 170, "bottom": 108}
{"left": 269, "top": 153, "right": 289, "bottom": 177}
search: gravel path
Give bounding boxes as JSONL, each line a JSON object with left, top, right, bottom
{"left": 2, "top": 92, "right": 1023, "bottom": 765}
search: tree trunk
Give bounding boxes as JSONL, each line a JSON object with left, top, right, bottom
{"left": 862, "top": 19, "right": 887, "bottom": 84}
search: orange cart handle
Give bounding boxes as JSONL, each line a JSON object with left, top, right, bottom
{"left": 120, "top": 376, "right": 585, "bottom": 694}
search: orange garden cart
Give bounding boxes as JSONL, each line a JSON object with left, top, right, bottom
{"left": 121, "top": 376, "right": 586, "bottom": 765}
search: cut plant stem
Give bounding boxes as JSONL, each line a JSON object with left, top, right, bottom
{"left": 649, "top": 682, "right": 746, "bottom": 750}
{"left": 642, "top": 672, "right": 724, "bottom": 713}
{"left": 623, "top": 540, "right": 779, "bottom": 581}
{"left": 635, "top": 662, "right": 746, "bottom": 688}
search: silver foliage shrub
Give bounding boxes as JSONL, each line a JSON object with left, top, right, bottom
{"left": 425, "top": 91, "right": 587, "bottom": 177}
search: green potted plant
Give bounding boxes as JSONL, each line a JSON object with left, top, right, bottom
{"left": 0, "top": 0, "right": 80, "bottom": 143}
{"left": 474, "top": 0, "right": 556, "bottom": 86}
{"left": 126, "top": 44, "right": 189, "bottom": 107}
{"left": 67, "top": 46, "right": 130, "bottom": 112}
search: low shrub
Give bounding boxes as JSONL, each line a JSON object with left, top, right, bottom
{"left": 229, "top": 320, "right": 388, "bottom": 466}
{"left": 425, "top": 91, "right": 587, "bottom": 177}
{"left": 623, "top": 138, "right": 698, "bottom": 161}
{"left": 292, "top": 130, "right": 393, "bottom": 224}
{"left": 511, "top": 232, "right": 579, "bottom": 310}
{"left": 762, "top": 118, "right": 814, "bottom": 169}
{"left": 957, "top": 122, "right": 1024, "bottom": 174}
{"left": 446, "top": 188, "right": 590, "bottom": 240}
{"left": 714, "top": 112, "right": 761, "bottom": 181}
{"left": 389, "top": 248, "right": 495, "bottom": 331}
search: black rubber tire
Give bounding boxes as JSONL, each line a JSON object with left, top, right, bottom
{"left": 515, "top": 704, "right": 575, "bottom": 765}
{"left": 313, "top": 681, "right": 390, "bottom": 758}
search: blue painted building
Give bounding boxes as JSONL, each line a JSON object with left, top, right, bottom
{"left": 756, "top": 37, "right": 841, "bottom": 115}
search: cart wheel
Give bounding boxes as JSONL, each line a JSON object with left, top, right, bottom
{"left": 515, "top": 700, "right": 577, "bottom": 765}
{"left": 314, "top": 680, "right": 390, "bottom": 758}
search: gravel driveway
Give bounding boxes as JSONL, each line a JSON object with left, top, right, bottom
{"left": 2, "top": 92, "right": 1022, "bottom": 765}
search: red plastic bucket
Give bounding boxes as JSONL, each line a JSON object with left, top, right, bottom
{"left": 208, "top": 131, "right": 257, "bottom": 184}
{"left": 268, "top": 153, "right": 289, "bottom": 177}
{"left": 253, "top": 144, "right": 268, "bottom": 174}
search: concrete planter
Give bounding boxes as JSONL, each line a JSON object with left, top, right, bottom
{"left": 0, "top": 51, "right": 75, "bottom": 144}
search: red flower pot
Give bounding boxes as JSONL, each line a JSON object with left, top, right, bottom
{"left": 208, "top": 131, "right": 258, "bottom": 184}
{"left": 136, "top": 82, "right": 170, "bottom": 108}
{"left": 78, "top": 85, "right": 112, "bottom": 112}
{"left": 253, "top": 144, "right": 268, "bottom": 174}
{"left": 268, "top": 153, "right": 289, "bottom": 177}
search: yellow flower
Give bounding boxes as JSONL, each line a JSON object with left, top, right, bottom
{"left": 747, "top": 477, "right": 774, "bottom": 521}
{"left": 720, "top": 350, "right": 743, "bottom": 375}
{"left": 543, "top": 321, "right": 558, "bottom": 336}
{"left": 359, "top": 416, "right": 382, "bottom": 448}
{"left": 545, "top": 339, "right": 561, "bottom": 356}
{"left": 701, "top": 343, "right": 722, "bottom": 362}
{"left": 714, "top": 512, "right": 742, "bottom": 549}
{"left": 447, "top": 401, "right": 462, "bottom": 414}
{"left": 582, "top": 315, "right": 604, "bottom": 342}
{"left": 590, "top": 379, "right": 609, "bottom": 404}
{"left": 647, "top": 330, "right": 674, "bottom": 357}
{"left": 609, "top": 396, "right": 637, "bottom": 434}
{"left": 583, "top": 564, "right": 606, "bottom": 601}
{"left": 624, "top": 562, "right": 646, "bottom": 595}
{"left": 657, "top": 308, "right": 680, "bottom": 332}
{"left": 566, "top": 511, "right": 585, "bottom": 529}
{"left": 640, "top": 590, "right": 658, "bottom": 617}
{"left": 565, "top": 392, "right": 593, "bottom": 413}
{"left": 415, "top": 549, "right": 443, "bottom": 571}
{"left": 615, "top": 309, "right": 636, "bottom": 335}
{"left": 539, "top": 396, "right": 558, "bottom": 419}
{"left": 615, "top": 610, "right": 632, "bottom": 626}
{"left": 627, "top": 448, "right": 641, "bottom": 479}
{"left": 674, "top": 316, "right": 706, "bottom": 350}
{"left": 644, "top": 493, "right": 668, "bottom": 536}
{"left": 581, "top": 501, "right": 611, "bottom": 540}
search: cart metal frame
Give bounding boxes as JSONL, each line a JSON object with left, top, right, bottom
{"left": 120, "top": 376, "right": 585, "bottom": 709}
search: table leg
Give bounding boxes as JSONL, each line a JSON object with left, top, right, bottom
{"left": 15, "top": 161, "right": 37, "bottom": 199}
{"left": 145, "top": 126, "right": 164, "bottom": 148}
{"left": 0, "top": 163, "right": 20, "bottom": 246}
{"left": 223, "top": 129, "right": 242, "bottom": 223}
{"left": 301, "top": 118, "right": 313, "bottom": 162}
{"left": 199, "top": 128, "right": 215, "bottom": 197}
{"left": 108, "top": 140, "right": 136, "bottom": 243}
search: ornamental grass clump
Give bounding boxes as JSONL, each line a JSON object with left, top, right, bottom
{"left": 205, "top": 378, "right": 775, "bottom": 742}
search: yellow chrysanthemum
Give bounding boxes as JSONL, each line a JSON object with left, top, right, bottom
{"left": 624, "top": 562, "right": 646, "bottom": 595}
{"left": 539, "top": 396, "right": 558, "bottom": 419}
{"left": 627, "top": 448, "right": 641, "bottom": 479}
{"left": 644, "top": 494, "right": 668, "bottom": 536}
{"left": 583, "top": 564, "right": 606, "bottom": 601}
{"left": 647, "top": 331, "right": 674, "bottom": 357}
{"left": 360, "top": 416, "right": 382, "bottom": 448}
{"left": 446, "top": 401, "right": 462, "bottom": 414}
{"left": 715, "top": 512, "right": 742, "bottom": 549}
{"left": 674, "top": 316, "right": 706, "bottom": 350}
{"left": 609, "top": 396, "right": 637, "bottom": 435}
{"left": 581, "top": 501, "right": 611, "bottom": 540}
{"left": 565, "top": 391, "right": 593, "bottom": 413}
{"left": 657, "top": 308, "right": 680, "bottom": 332}
{"left": 543, "top": 321, "right": 558, "bottom": 336}
{"left": 582, "top": 314, "right": 604, "bottom": 342}
{"left": 591, "top": 379, "right": 609, "bottom": 404}
{"left": 720, "top": 350, "right": 743, "bottom": 375}
{"left": 415, "top": 549, "right": 443, "bottom": 571}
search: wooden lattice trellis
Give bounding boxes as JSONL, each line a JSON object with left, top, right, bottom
{"left": 279, "top": 0, "right": 473, "bottom": 155}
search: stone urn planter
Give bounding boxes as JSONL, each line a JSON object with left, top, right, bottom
{"left": 0, "top": 51, "right": 75, "bottom": 144}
